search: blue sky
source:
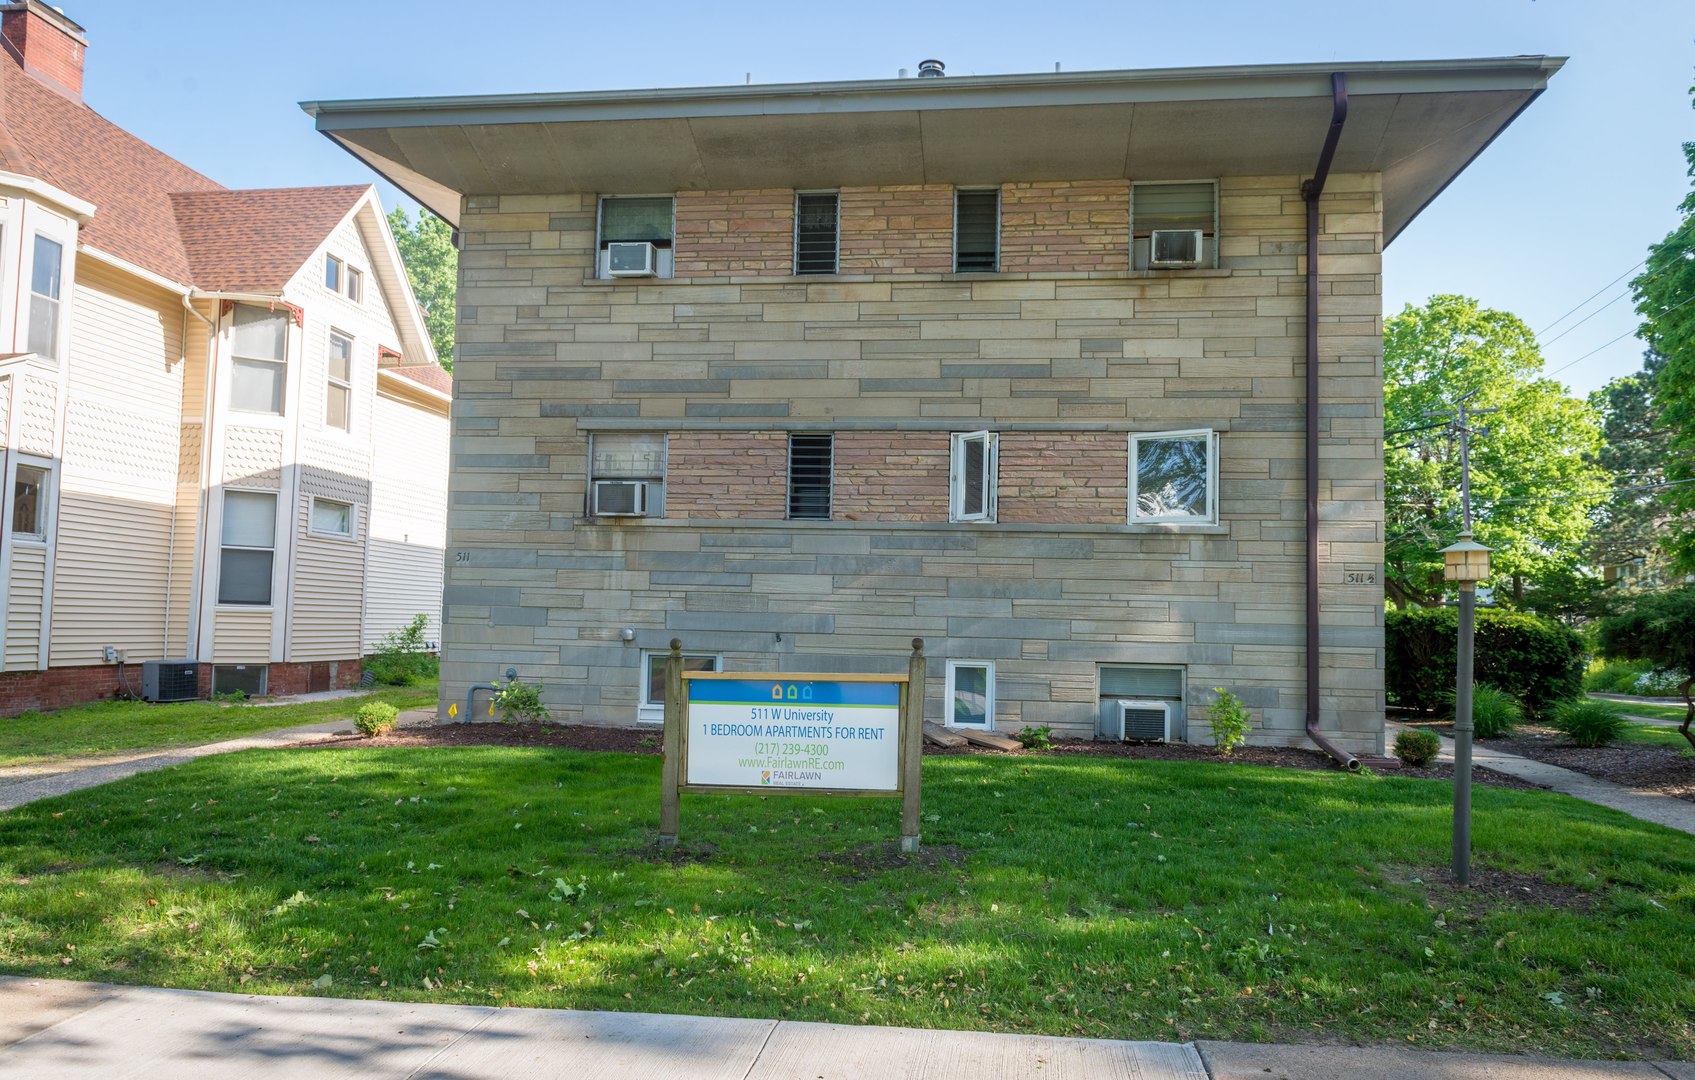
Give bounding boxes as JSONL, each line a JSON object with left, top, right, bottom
{"left": 68, "top": 0, "right": 1695, "bottom": 397}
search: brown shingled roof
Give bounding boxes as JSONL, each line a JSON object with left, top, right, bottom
{"left": 0, "top": 46, "right": 221, "bottom": 282}
{"left": 171, "top": 185, "right": 370, "bottom": 293}
{"left": 385, "top": 362, "right": 453, "bottom": 396}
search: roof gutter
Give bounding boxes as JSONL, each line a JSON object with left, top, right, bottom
{"left": 1300, "top": 72, "right": 1360, "bottom": 772}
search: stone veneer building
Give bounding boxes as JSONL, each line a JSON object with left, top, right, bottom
{"left": 308, "top": 57, "right": 1559, "bottom": 758}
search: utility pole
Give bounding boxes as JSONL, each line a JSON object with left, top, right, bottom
{"left": 1437, "top": 394, "right": 1496, "bottom": 886}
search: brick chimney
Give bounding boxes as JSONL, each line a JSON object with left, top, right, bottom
{"left": 1, "top": 1, "right": 86, "bottom": 98}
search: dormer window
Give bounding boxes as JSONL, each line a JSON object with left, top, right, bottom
{"left": 325, "top": 254, "right": 362, "bottom": 301}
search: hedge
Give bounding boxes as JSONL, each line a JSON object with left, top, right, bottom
{"left": 1385, "top": 607, "right": 1583, "bottom": 719}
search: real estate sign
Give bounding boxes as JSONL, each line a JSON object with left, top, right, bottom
{"left": 683, "top": 676, "right": 901, "bottom": 791}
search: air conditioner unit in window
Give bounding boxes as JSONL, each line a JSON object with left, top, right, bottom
{"left": 1115, "top": 699, "right": 1172, "bottom": 742}
{"left": 606, "top": 241, "right": 658, "bottom": 277}
{"left": 592, "top": 479, "right": 652, "bottom": 517}
{"left": 1149, "top": 229, "right": 1204, "bottom": 268}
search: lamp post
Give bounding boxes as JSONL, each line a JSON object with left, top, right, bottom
{"left": 1440, "top": 531, "right": 1490, "bottom": 885}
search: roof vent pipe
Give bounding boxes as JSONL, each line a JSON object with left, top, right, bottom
{"left": 897, "top": 68, "right": 908, "bottom": 78}
{"left": 917, "top": 59, "right": 945, "bottom": 77}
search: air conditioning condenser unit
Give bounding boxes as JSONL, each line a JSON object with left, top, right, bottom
{"left": 1115, "top": 699, "right": 1172, "bottom": 742}
{"left": 142, "top": 660, "right": 200, "bottom": 703}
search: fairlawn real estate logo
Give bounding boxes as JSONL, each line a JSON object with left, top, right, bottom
{"left": 685, "top": 678, "right": 901, "bottom": 791}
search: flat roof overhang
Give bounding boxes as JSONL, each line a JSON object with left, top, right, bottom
{"left": 302, "top": 56, "right": 1562, "bottom": 245}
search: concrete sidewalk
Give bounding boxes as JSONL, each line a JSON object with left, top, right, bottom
{"left": 0, "top": 709, "right": 435, "bottom": 813}
{"left": 1, "top": 977, "right": 1685, "bottom": 1079}
{"left": 1385, "top": 722, "right": 1695, "bottom": 837}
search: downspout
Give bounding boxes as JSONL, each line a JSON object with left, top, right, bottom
{"left": 1302, "top": 72, "right": 1359, "bottom": 771}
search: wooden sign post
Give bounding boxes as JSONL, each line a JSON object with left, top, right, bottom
{"left": 658, "top": 638, "right": 926, "bottom": 852}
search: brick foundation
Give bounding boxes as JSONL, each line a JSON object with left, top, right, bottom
{"left": 0, "top": 659, "right": 363, "bottom": 718}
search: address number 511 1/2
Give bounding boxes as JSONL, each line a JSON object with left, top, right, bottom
{"left": 1345, "top": 571, "right": 1377, "bottom": 585}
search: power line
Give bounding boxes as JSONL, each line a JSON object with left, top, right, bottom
{"left": 1543, "top": 291, "right": 1695, "bottom": 379}
{"left": 1536, "top": 260, "right": 1645, "bottom": 336}
{"left": 1539, "top": 289, "right": 1630, "bottom": 348}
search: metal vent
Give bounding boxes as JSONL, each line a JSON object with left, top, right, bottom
{"left": 795, "top": 193, "right": 839, "bottom": 274}
{"left": 142, "top": 660, "right": 199, "bottom": 703}
{"left": 1116, "top": 700, "right": 1172, "bottom": 742}
{"left": 788, "top": 434, "right": 833, "bottom": 519}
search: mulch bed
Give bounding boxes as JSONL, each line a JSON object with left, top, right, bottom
{"left": 1380, "top": 863, "right": 1597, "bottom": 912}
{"left": 1400, "top": 718, "right": 1695, "bottom": 803}
{"left": 300, "top": 722, "right": 1537, "bottom": 790}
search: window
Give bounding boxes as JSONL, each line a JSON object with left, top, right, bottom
{"left": 346, "top": 267, "right": 363, "bottom": 303}
{"left": 1131, "top": 181, "right": 1217, "bottom": 270}
{"left": 794, "top": 192, "right": 839, "bottom": 274}
{"left": 598, "top": 196, "right": 674, "bottom": 278}
{"left": 1130, "top": 429, "right": 1219, "bottom": 525}
{"left": 588, "top": 433, "right": 666, "bottom": 516}
{"left": 326, "top": 331, "right": 353, "bottom": 431}
{"left": 950, "top": 431, "right": 998, "bottom": 522}
{"left": 11, "top": 465, "right": 47, "bottom": 539}
{"left": 326, "top": 255, "right": 362, "bottom": 301}
{"left": 787, "top": 433, "right": 832, "bottom": 519}
{"left": 946, "top": 660, "right": 995, "bottom": 729}
{"left": 27, "top": 235, "right": 63, "bottom": 357}
{"left": 310, "top": 497, "right": 354, "bottom": 538}
{"left": 954, "top": 189, "right": 999, "bottom": 272}
{"left": 325, "top": 255, "right": 341, "bottom": 291}
{"left": 230, "top": 305, "right": 288, "bottom": 415}
{"left": 219, "top": 490, "right": 277, "bottom": 605}
{"left": 213, "top": 664, "right": 267, "bottom": 698}
{"left": 1098, "top": 664, "right": 1185, "bottom": 741}
{"left": 640, "top": 650, "right": 721, "bottom": 722}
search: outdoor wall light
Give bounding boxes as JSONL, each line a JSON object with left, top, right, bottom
{"left": 620, "top": 628, "right": 636, "bottom": 642}
{"left": 1439, "top": 531, "right": 1491, "bottom": 584}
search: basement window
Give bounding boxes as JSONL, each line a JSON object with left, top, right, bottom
{"left": 1131, "top": 180, "right": 1218, "bottom": 270}
{"left": 1098, "top": 664, "right": 1185, "bottom": 742}
{"left": 794, "top": 192, "right": 840, "bottom": 274}
{"left": 954, "top": 189, "right": 1000, "bottom": 272}
{"left": 1130, "top": 429, "right": 1218, "bottom": 525}
{"left": 950, "top": 431, "right": 998, "bottom": 522}
{"left": 946, "top": 660, "right": 996, "bottom": 730}
{"left": 639, "top": 650, "right": 721, "bottom": 723}
{"left": 213, "top": 664, "right": 267, "bottom": 698}
{"left": 787, "top": 434, "right": 833, "bottom": 519}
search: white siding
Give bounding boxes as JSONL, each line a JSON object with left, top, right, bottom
{"left": 49, "top": 259, "right": 185, "bottom": 665}
{"left": 288, "top": 466, "right": 369, "bottom": 662}
{"left": 5, "top": 544, "right": 46, "bottom": 670}
{"left": 363, "top": 387, "right": 447, "bottom": 650}
{"left": 211, "top": 607, "right": 272, "bottom": 664}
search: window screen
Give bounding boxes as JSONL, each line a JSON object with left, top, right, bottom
{"left": 600, "top": 198, "right": 674, "bottom": 246}
{"left": 1132, "top": 182, "right": 1216, "bottom": 237}
{"left": 954, "top": 190, "right": 999, "bottom": 272}
{"left": 788, "top": 434, "right": 833, "bottom": 519}
{"left": 27, "top": 235, "right": 62, "bottom": 357}
{"left": 590, "top": 433, "right": 665, "bottom": 480}
{"left": 795, "top": 193, "right": 839, "bottom": 274}
{"left": 951, "top": 431, "right": 997, "bottom": 521}
{"left": 1100, "top": 665, "right": 1183, "bottom": 700}
{"left": 213, "top": 664, "right": 267, "bottom": 698}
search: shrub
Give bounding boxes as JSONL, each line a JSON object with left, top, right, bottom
{"left": 493, "top": 679, "right": 548, "bottom": 722}
{"left": 1451, "top": 683, "right": 1522, "bottom": 739}
{"left": 354, "top": 701, "right": 399, "bottom": 737}
{"left": 1553, "top": 699, "right": 1626, "bottom": 748}
{"left": 1394, "top": 728, "right": 1441, "bottom": 767}
{"left": 1206, "top": 689, "right": 1252, "bottom": 756}
{"left": 1599, "top": 586, "right": 1695, "bottom": 703}
{"left": 1583, "top": 659, "right": 1650, "bottom": 694}
{"left": 1385, "top": 607, "right": 1583, "bottom": 719}
{"left": 364, "top": 615, "right": 439, "bottom": 687}
{"left": 1635, "top": 668, "right": 1691, "bottom": 697}
{"left": 1014, "top": 725, "right": 1053, "bottom": 750}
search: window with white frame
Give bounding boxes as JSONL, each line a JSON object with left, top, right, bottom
{"left": 950, "top": 431, "right": 998, "bottom": 522}
{"left": 588, "top": 432, "right": 666, "bottom": 517}
{"left": 325, "top": 254, "right": 342, "bottom": 291}
{"left": 794, "top": 192, "right": 840, "bottom": 274}
{"left": 1130, "top": 429, "right": 1219, "bottom": 524}
{"left": 310, "top": 497, "right": 354, "bottom": 538}
{"left": 27, "top": 234, "right": 63, "bottom": 357}
{"left": 346, "top": 266, "right": 363, "bottom": 303}
{"left": 11, "top": 464, "right": 48, "bottom": 540}
{"left": 954, "top": 188, "right": 999, "bottom": 272}
{"left": 219, "top": 490, "right": 277, "bottom": 605}
{"left": 1131, "top": 181, "right": 1218, "bottom": 270}
{"left": 639, "top": 650, "right": 721, "bottom": 721}
{"left": 230, "top": 305, "right": 288, "bottom": 415}
{"left": 326, "top": 331, "right": 353, "bottom": 431}
{"left": 597, "top": 196, "right": 674, "bottom": 278}
{"left": 946, "top": 660, "right": 995, "bottom": 729}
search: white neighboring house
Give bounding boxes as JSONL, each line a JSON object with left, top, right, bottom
{"left": 0, "top": 0, "right": 449, "bottom": 712}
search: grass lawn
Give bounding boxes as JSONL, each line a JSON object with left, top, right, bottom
{"left": 2, "top": 747, "right": 1694, "bottom": 1059}
{"left": 1600, "top": 699, "right": 1692, "bottom": 726}
{"left": 0, "top": 684, "right": 437, "bottom": 768}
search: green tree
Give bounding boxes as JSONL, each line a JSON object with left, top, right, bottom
{"left": 1384, "top": 295, "right": 1606, "bottom": 608}
{"left": 1587, "top": 351, "right": 1684, "bottom": 580}
{"left": 1629, "top": 86, "right": 1695, "bottom": 572}
{"left": 387, "top": 207, "right": 456, "bottom": 371}
{"left": 1598, "top": 585, "right": 1695, "bottom": 748}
